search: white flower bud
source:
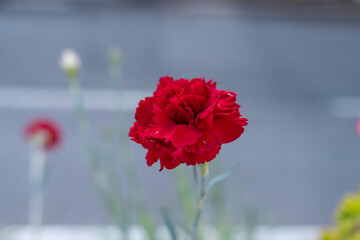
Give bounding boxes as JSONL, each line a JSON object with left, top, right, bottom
{"left": 60, "top": 49, "right": 81, "bottom": 78}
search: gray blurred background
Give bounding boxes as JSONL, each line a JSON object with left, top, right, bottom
{"left": 1, "top": 0, "right": 360, "bottom": 226}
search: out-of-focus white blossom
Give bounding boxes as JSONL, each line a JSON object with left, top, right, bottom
{"left": 60, "top": 49, "right": 81, "bottom": 78}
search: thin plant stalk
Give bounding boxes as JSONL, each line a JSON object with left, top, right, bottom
{"left": 190, "top": 163, "right": 209, "bottom": 240}
{"left": 109, "top": 50, "right": 143, "bottom": 206}
{"left": 67, "top": 77, "right": 128, "bottom": 234}
{"left": 28, "top": 142, "right": 46, "bottom": 240}
{"left": 108, "top": 49, "right": 156, "bottom": 240}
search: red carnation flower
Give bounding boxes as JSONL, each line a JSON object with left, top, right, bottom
{"left": 24, "top": 118, "right": 62, "bottom": 151}
{"left": 129, "top": 77, "right": 248, "bottom": 171}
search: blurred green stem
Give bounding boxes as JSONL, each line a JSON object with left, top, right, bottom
{"left": 109, "top": 52, "right": 142, "bottom": 199}
{"left": 108, "top": 49, "right": 155, "bottom": 240}
{"left": 67, "top": 77, "right": 127, "bottom": 235}
{"left": 190, "top": 163, "right": 209, "bottom": 240}
{"left": 28, "top": 144, "right": 46, "bottom": 240}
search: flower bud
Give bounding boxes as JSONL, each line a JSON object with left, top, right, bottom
{"left": 60, "top": 49, "right": 81, "bottom": 78}
{"left": 201, "top": 162, "right": 209, "bottom": 177}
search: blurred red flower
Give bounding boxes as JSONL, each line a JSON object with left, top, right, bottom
{"left": 24, "top": 118, "right": 62, "bottom": 151}
{"left": 129, "top": 77, "right": 248, "bottom": 171}
{"left": 357, "top": 118, "right": 360, "bottom": 136}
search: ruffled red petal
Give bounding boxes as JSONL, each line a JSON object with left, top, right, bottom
{"left": 129, "top": 77, "right": 247, "bottom": 171}
{"left": 213, "top": 116, "right": 248, "bottom": 144}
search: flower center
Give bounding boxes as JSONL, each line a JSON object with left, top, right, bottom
{"left": 172, "top": 107, "right": 194, "bottom": 125}
{"left": 29, "top": 130, "right": 52, "bottom": 149}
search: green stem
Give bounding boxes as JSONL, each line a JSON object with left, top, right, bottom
{"left": 68, "top": 77, "right": 128, "bottom": 235}
{"left": 109, "top": 64, "right": 142, "bottom": 196}
{"left": 109, "top": 59, "right": 155, "bottom": 239}
{"left": 28, "top": 144, "right": 46, "bottom": 240}
{"left": 190, "top": 164, "right": 209, "bottom": 240}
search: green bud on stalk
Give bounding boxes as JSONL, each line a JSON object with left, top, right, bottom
{"left": 108, "top": 47, "right": 123, "bottom": 66}
{"left": 201, "top": 162, "right": 209, "bottom": 178}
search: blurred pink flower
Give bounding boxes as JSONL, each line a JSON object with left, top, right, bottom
{"left": 24, "top": 118, "right": 62, "bottom": 151}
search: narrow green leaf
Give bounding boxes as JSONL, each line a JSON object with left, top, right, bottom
{"left": 206, "top": 161, "right": 240, "bottom": 192}
{"left": 160, "top": 206, "right": 178, "bottom": 240}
